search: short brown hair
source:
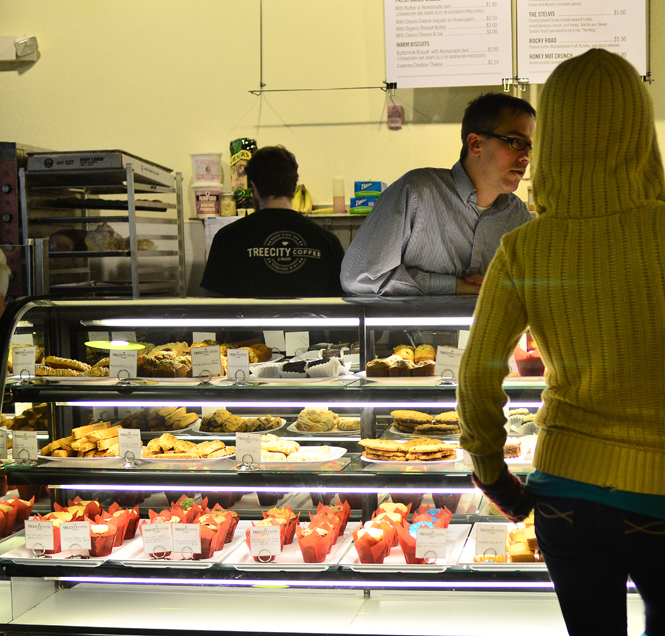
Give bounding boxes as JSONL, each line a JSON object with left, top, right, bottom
{"left": 246, "top": 145, "right": 299, "bottom": 199}
{"left": 460, "top": 93, "right": 536, "bottom": 161}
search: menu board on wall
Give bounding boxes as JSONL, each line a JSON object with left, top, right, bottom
{"left": 516, "top": 0, "right": 647, "bottom": 84}
{"left": 384, "top": 0, "right": 513, "bottom": 88}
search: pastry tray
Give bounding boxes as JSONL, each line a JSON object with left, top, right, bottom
{"left": 220, "top": 521, "right": 357, "bottom": 572}
{"left": 338, "top": 523, "right": 471, "bottom": 573}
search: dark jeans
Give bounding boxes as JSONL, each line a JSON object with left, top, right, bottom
{"left": 535, "top": 495, "right": 665, "bottom": 636}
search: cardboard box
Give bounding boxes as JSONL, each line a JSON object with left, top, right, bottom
{"left": 354, "top": 181, "right": 387, "bottom": 197}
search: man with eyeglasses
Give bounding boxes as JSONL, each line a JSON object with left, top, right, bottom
{"left": 341, "top": 93, "right": 535, "bottom": 296}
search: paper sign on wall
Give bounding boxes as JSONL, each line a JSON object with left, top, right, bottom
{"left": 285, "top": 332, "right": 309, "bottom": 357}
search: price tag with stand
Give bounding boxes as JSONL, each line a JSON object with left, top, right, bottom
{"left": 227, "top": 348, "right": 250, "bottom": 381}
{"left": 172, "top": 524, "right": 202, "bottom": 556}
{"left": 109, "top": 350, "right": 138, "bottom": 380}
{"left": 285, "top": 331, "right": 309, "bottom": 357}
{"left": 249, "top": 525, "right": 281, "bottom": 558}
{"left": 236, "top": 432, "right": 261, "bottom": 465}
{"left": 434, "top": 345, "right": 464, "bottom": 380}
{"left": 416, "top": 527, "right": 448, "bottom": 559}
{"left": 93, "top": 407, "right": 115, "bottom": 423}
{"left": 191, "top": 345, "right": 222, "bottom": 378}
{"left": 12, "top": 346, "right": 36, "bottom": 378}
{"left": 263, "top": 330, "right": 285, "bottom": 352}
{"left": 458, "top": 330, "right": 470, "bottom": 349}
{"left": 111, "top": 331, "right": 137, "bottom": 343}
{"left": 141, "top": 522, "right": 173, "bottom": 555}
{"left": 13, "top": 430, "right": 38, "bottom": 460}
{"left": 118, "top": 428, "right": 142, "bottom": 463}
{"left": 87, "top": 331, "right": 109, "bottom": 343}
{"left": 0, "top": 429, "right": 7, "bottom": 459}
{"left": 475, "top": 523, "right": 508, "bottom": 558}
{"left": 60, "top": 521, "right": 92, "bottom": 552}
{"left": 24, "top": 520, "right": 55, "bottom": 552}
{"left": 11, "top": 333, "right": 34, "bottom": 346}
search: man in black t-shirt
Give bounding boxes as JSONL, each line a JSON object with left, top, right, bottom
{"left": 200, "top": 146, "right": 345, "bottom": 298}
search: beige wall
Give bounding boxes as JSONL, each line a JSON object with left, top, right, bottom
{"left": 1, "top": 0, "right": 664, "bottom": 216}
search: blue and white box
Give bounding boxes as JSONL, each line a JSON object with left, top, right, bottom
{"left": 354, "top": 181, "right": 387, "bottom": 197}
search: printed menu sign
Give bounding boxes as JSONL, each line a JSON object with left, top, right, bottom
{"left": 385, "top": 0, "right": 512, "bottom": 88}
{"left": 516, "top": 0, "right": 647, "bottom": 84}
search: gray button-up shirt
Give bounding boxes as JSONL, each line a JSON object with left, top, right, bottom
{"left": 340, "top": 161, "right": 532, "bottom": 296}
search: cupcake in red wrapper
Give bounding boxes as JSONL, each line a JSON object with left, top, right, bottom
{"left": 0, "top": 501, "right": 18, "bottom": 537}
{"left": 197, "top": 511, "right": 232, "bottom": 553}
{"left": 40, "top": 512, "right": 73, "bottom": 554}
{"left": 0, "top": 509, "right": 6, "bottom": 538}
{"left": 296, "top": 525, "right": 334, "bottom": 563}
{"left": 363, "top": 518, "right": 397, "bottom": 551}
{"left": 264, "top": 506, "right": 299, "bottom": 545}
{"left": 375, "top": 501, "right": 410, "bottom": 523}
{"left": 107, "top": 502, "right": 140, "bottom": 541}
{"left": 171, "top": 495, "right": 204, "bottom": 523}
{"left": 204, "top": 504, "right": 239, "bottom": 544}
{"left": 10, "top": 496, "right": 35, "bottom": 532}
{"left": 514, "top": 345, "right": 545, "bottom": 376}
{"left": 316, "top": 501, "right": 351, "bottom": 535}
{"left": 308, "top": 512, "right": 341, "bottom": 551}
{"left": 67, "top": 497, "right": 102, "bottom": 520}
{"left": 431, "top": 493, "right": 463, "bottom": 512}
{"left": 194, "top": 517, "right": 223, "bottom": 559}
{"left": 352, "top": 526, "right": 390, "bottom": 564}
{"left": 96, "top": 510, "right": 129, "bottom": 548}
{"left": 369, "top": 512, "right": 403, "bottom": 548}
{"left": 89, "top": 522, "right": 117, "bottom": 557}
{"left": 413, "top": 505, "right": 453, "bottom": 528}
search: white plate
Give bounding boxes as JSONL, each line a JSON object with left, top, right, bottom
{"left": 221, "top": 521, "right": 357, "bottom": 572}
{"left": 388, "top": 425, "right": 459, "bottom": 440}
{"left": 339, "top": 523, "right": 472, "bottom": 572}
{"left": 41, "top": 455, "right": 124, "bottom": 463}
{"left": 458, "top": 523, "right": 547, "bottom": 571}
{"left": 136, "top": 420, "right": 201, "bottom": 439}
{"left": 286, "top": 422, "right": 360, "bottom": 436}
{"left": 141, "top": 376, "right": 224, "bottom": 384}
{"left": 140, "top": 454, "right": 235, "bottom": 464}
{"left": 2, "top": 539, "right": 131, "bottom": 567}
{"left": 247, "top": 374, "right": 355, "bottom": 384}
{"left": 193, "top": 417, "right": 286, "bottom": 436}
{"left": 35, "top": 376, "right": 116, "bottom": 384}
{"left": 112, "top": 522, "right": 246, "bottom": 568}
{"left": 249, "top": 353, "right": 284, "bottom": 366}
{"left": 361, "top": 454, "right": 461, "bottom": 466}
{"left": 258, "top": 445, "right": 347, "bottom": 466}
{"left": 355, "top": 371, "right": 447, "bottom": 385}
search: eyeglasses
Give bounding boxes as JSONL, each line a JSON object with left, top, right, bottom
{"left": 478, "top": 131, "right": 532, "bottom": 152}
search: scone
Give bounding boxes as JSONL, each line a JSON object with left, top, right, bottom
{"left": 414, "top": 344, "right": 436, "bottom": 363}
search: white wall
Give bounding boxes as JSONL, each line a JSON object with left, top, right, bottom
{"left": 1, "top": 1, "right": 664, "bottom": 216}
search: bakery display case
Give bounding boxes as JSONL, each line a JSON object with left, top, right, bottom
{"left": 0, "top": 295, "right": 596, "bottom": 636}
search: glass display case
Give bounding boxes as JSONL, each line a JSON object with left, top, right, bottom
{"left": 0, "top": 295, "right": 625, "bottom": 636}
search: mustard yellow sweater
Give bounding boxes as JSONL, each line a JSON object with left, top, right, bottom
{"left": 457, "top": 49, "right": 665, "bottom": 495}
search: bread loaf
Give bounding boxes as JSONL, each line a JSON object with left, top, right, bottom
{"left": 49, "top": 229, "right": 88, "bottom": 252}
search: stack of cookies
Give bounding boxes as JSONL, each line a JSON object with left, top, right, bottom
{"left": 359, "top": 437, "right": 457, "bottom": 462}
{"left": 391, "top": 410, "right": 460, "bottom": 435}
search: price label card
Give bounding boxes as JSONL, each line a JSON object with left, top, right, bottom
{"left": 475, "top": 524, "right": 508, "bottom": 558}
{"left": 60, "top": 521, "right": 92, "bottom": 551}
{"left": 109, "top": 350, "right": 138, "bottom": 379}
{"left": 458, "top": 330, "right": 470, "bottom": 350}
{"left": 12, "top": 346, "right": 36, "bottom": 378}
{"left": 111, "top": 331, "right": 137, "bottom": 343}
{"left": 191, "top": 345, "right": 222, "bottom": 378}
{"left": 434, "top": 346, "right": 464, "bottom": 380}
{"left": 236, "top": 432, "right": 261, "bottom": 465}
{"left": 263, "top": 330, "right": 286, "bottom": 352}
{"left": 13, "top": 430, "right": 38, "bottom": 460}
{"left": 87, "top": 331, "right": 109, "bottom": 342}
{"left": 118, "top": 428, "right": 142, "bottom": 461}
{"left": 518, "top": 333, "right": 528, "bottom": 351}
{"left": 192, "top": 332, "right": 216, "bottom": 343}
{"left": 249, "top": 525, "right": 281, "bottom": 557}
{"left": 93, "top": 407, "right": 115, "bottom": 423}
{"left": 172, "top": 523, "right": 202, "bottom": 555}
{"left": 415, "top": 527, "right": 448, "bottom": 559}
{"left": 141, "top": 522, "right": 173, "bottom": 555}
{"left": 227, "top": 348, "right": 250, "bottom": 380}
{"left": 24, "top": 520, "right": 55, "bottom": 551}
{"left": 0, "top": 429, "right": 7, "bottom": 459}
{"left": 11, "top": 333, "right": 34, "bottom": 346}
{"left": 285, "top": 331, "right": 309, "bottom": 357}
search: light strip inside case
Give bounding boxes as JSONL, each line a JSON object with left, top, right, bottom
{"left": 365, "top": 317, "right": 474, "bottom": 327}
{"left": 83, "top": 318, "right": 359, "bottom": 328}
{"left": 65, "top": 401, "right": 461, "bottom": 409}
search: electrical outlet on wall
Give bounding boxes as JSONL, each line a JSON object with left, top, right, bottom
{"left": 387, "top": 104, "right": 403, "bottom": 130}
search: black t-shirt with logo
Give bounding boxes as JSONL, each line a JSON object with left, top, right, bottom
{"left": 200, "top": 208, "right": 345, "bottom": 297}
